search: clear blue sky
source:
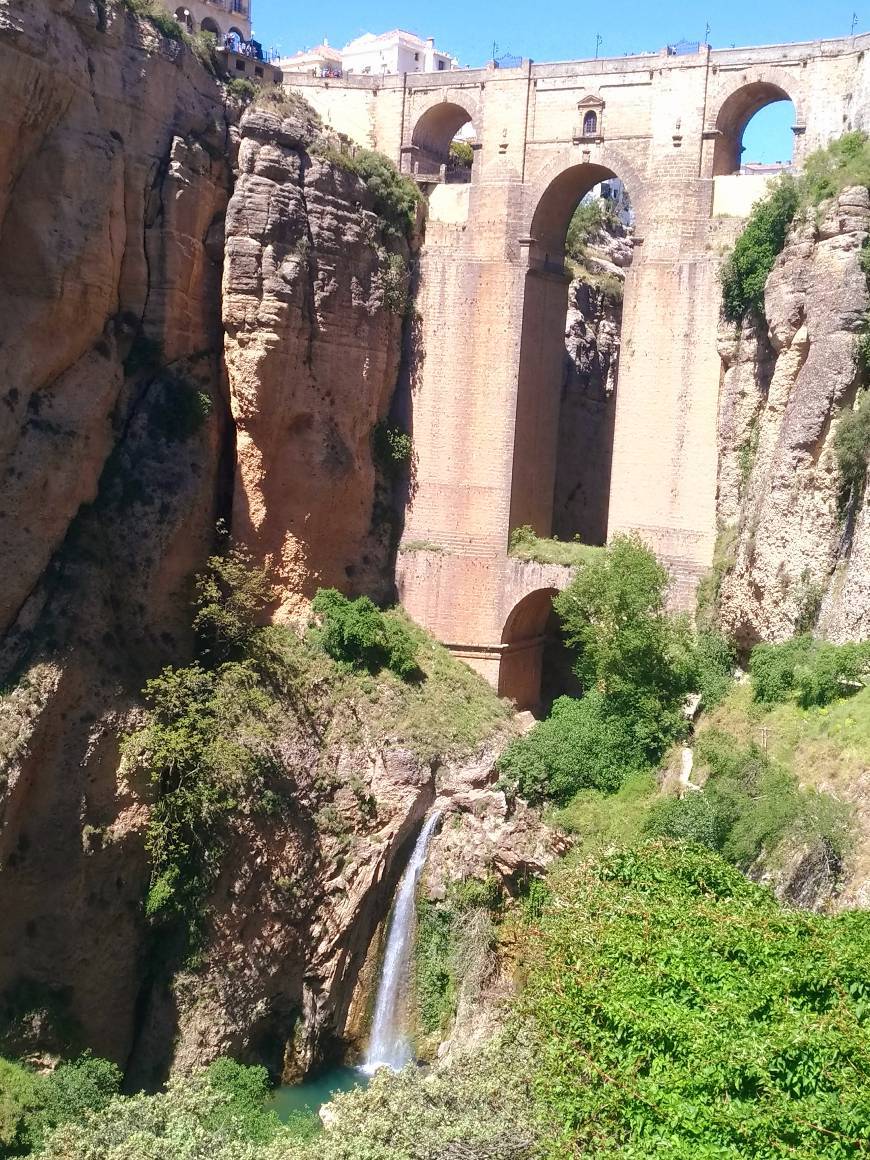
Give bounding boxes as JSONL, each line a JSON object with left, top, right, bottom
{"left": 250, "top": 0, "right": 865, "bottom": 162}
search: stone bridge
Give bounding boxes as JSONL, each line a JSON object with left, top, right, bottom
{"left": 287, "top": 34, "right": 870, "bottom": 707}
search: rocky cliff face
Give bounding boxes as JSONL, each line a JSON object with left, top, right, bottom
{"left": 224, "top": 104, "right": 410, "bottom": 615}
{"left": 0, "top": 0, "right": 419, "bottom": 1081}
{"left": 716, "top": 187, "right": 870, "bottom": 646}
{"left": 0, "top": 0, "right": 231, "bottom": 1067}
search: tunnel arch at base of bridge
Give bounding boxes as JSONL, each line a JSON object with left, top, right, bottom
{"left": 509, "top": 158, "right": 639, "bottom": 542}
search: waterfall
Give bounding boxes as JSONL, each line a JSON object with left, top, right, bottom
{"left": 362, "top": 809, "right": 441, "bottom": 1074}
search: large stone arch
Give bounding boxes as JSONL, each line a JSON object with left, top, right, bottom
{"left": 707, "top": 74, "right": 803, "bottom": 175}
{"left": 408, "top": 95, "right": 479, "bottom": 177}
{"left": 521, "top": 145, "right": 647, "bottom": 261}
{"left": 509, "top": 157, "right": 638, "bottom": 542}
{"left": 200, "top": 15, "right": 222, "bottom": 37}
{"left": 499, "top": 587, "right": 559, "bottom": 709}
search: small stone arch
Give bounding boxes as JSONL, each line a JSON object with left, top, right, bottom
{"left": 174, "top": 7, "right": 193, "bottom": 32}
{"left": 409, "top": 100, "right": 477, "bottom": 177}
{"left": 710, "top": 80, "right": 799, "bottom": 176}
{"left": 499, "top": 588, "right": 559, "bottom": 710}
{"left": 200, "top": 15, "right": 221, "bottom": 38}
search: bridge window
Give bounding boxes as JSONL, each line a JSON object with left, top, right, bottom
{"left": 583, "top": 110, "right": 598, "bottom": 137}
{"left": 510, "top": 164, "right": 634, "bottom": 551}
{"left": 410, "top": 102, "right": 476, "bottom": 182}
{"left": 200, "top": 15, "right": 221, "bottom": 37}
{"left": 713, "top": 82, "right": 795, "bottom": 176}
{"left": 174, "top": 7, "right": 193, "bottom": 31}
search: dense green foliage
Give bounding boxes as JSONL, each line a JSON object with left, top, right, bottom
{"left": 498, "top": 536, "right": 732, "bottom": 803}
{"left": 523, "top": 842, "right": 870, "bottom": 1159}
{"left": 645, "top": 729, "right": 852, "bottom": 867}
{"left": 507, "top": 525, "right": 603, "bottom": 567}
{"left": 310, "top": 589, "right": 419, "bottom": 678}
{"left": 834, "top": 388, "right": 870, "bottom": 501}
{"left": 720, "top": 177, "right": 800, "bottom": 322}
{"left": 448, "top": 140, "right": 474, "bottom": 167}
{"left": 148, "top": 375, "right": 212, "bottom": 442}
{"left": 371, "top": 422, "right": 413, "bottom": 476}
{"left": 0, "top": 1054, "right": 121, "bottom": 1158}
{"left": 721, "top": 131, "right": 870, "bottom": 322}
{"left": 749, "top": 635, "right": 870, "bottom": 707}
{"left": 565, "top": 199, "right": 616, "bottom": 263}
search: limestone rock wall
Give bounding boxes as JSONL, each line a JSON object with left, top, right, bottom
{"left": 0, "top": 0, "right": 231, "bottom": 1066}
{"left": 716, "top": 187, "right": 870, "bottom": 646}
{"left": 224, "top": 106, "right": 409, "bottom": 614}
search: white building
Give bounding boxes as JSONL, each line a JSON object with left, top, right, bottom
{"left": 340, "top": 29, "right": 455, "bottom": 76}
{"left": 277, "top": 39, "right": 343, "bottom": 77}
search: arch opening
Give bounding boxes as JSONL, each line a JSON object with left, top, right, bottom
{"left": 510, "top": 164, "right": 635, "bottom": 550}
{"left": 499, "top": 589, "right": 581, "bottom": 713}
{"left": 410, "top": 102, "right": 476, "bottom": 181}
{"left": 174, "top": 7, "right": 193, "bottom": 32}
{"left": 200, "top": 15, "right": 221, "bottom": 38}
{"left": 713, "top": 83, "right": 796, "bottom": 176}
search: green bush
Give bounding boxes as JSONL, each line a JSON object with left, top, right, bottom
{"left": 834, "top": 388, "right": 870, "bottom": 501}
{"left": 372, "top": 421, "right": 412, "bottom": 476}
{"left": 497, "top": 690, "right": 640, "bottom": 803}
{"left": 522, "top": 842, "right": 870, "bottom": 1158}
{"left": 225, "top": 77, "right": 257, "bottom": 103}
{"left": 203, "top": 1059, "right": 283, "bottom": 1144}
{"left": 310, "top": 589, "right": 419, "bottom": 679}
{"left": 720, "top": 177, "right": 800, "bottom": 322}
{"left": 378, "top": 251, "right": 409, "bottom": 314}
{"left": 0, "top": 1053, "right": 122, "bottom": 1158}
{"left": 693, "top": 628, "right": 735, "bottom": 709}
{"left": 647, "top": 730, "right": 853, "bottom": 868}
{"left": 750, "top": 636, "right": 870, "bottom": 707}
{"left": 414, "top": 900, "right": 457, "bottom": 1036}
{"left": 448, "top": 140, "right": 474, "bottom": 167}
{"left": 121, "top": 0, "right": 185, "bottom": 41}
{"left": 193, "top": 545, "right": 273, "bottom": 662}
{"left": 800, "top": 129, "right": 870, "bottom": 206}
{"left": 565, "top": 198, "right": 616, "bottom": 263}
{"left": 352, "top": 149, "right": 421, "bottom": 238}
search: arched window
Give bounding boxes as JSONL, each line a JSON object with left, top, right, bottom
{"left": 200, "top": 16, "right": 221, "bottom": 38}
{"left": 583, "top": 110, "right": 598, "bottom": 137}
{"left": 174, "top": 7, "right": 192, "bottom": 30}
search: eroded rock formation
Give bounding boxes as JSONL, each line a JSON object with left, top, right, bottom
{"left": 717, "top": 187, "right": 870, "bottom": 646}
{"left": 224, "top": 105, "right": 411, "bottom": 614}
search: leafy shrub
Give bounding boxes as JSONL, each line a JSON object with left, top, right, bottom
{"left": 800, "top": 129, "right": 870, "bottom": 207}
{"left": 121, "top": 0, "right": 185, "bottom": 41}
{"left": 693, "top": 628, "right": 735, "bottom": 709}
{"left": 750, "top": 636, "right": 870, "bottom": 707}
{"left": 497, "top": 690, "right": 640, "bottom": 803}
{"left": 695, "top": 522, "right": 739, "bottom": 630}
{"left": 372, "top": 421, "right": 412, "bottom": 476}
{"left": 311, "top": 589, "right": 419, "bottom": 679}
{"left": 0, "top": 1053, "right": 121, "bottom": 1157}
{"left": 522, "top": 842, "right": 870, "bottom": 1158}
{"left": 203, "top": 1059, "right": 282, "bottom": 1144}
{"left": 649, "top": 730, "right": 853, "bottom": 868}
{"left": 565, "top": 198, "right": 616, "bottom": 262}
{"left": 225, "top": 77, "right": 257, "bottom": 103}
{"left": 448, "top": 140, "right": 474, "bottom": 167}
{"left": 720, "top": 176, "right": 800, "bottom": 321}
{"left": 352, "top": 149, "right": 421, "bottom": 238}
{"left": 834, "top": 388, "right": 870, "bottom": 501}
{"left": 378, "top": 251, "right": 409, "bottom": 314}
{"left": 414, "top": 900, "right": 457, "bottom": 1036}
{"left": 193, "top": 545, "right": 273, "bottom": 662}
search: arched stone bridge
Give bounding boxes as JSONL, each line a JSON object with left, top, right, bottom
{"left": 288, "top": 35, "right": 870, "bottom": 707}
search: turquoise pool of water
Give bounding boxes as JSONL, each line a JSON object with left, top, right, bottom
{"left": 269, "top": 1066, "right": 368, "bottom": 1120}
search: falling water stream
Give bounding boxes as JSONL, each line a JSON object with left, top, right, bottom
{"left": 362, "top": 809, "right": 442, "bottom": 1073}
